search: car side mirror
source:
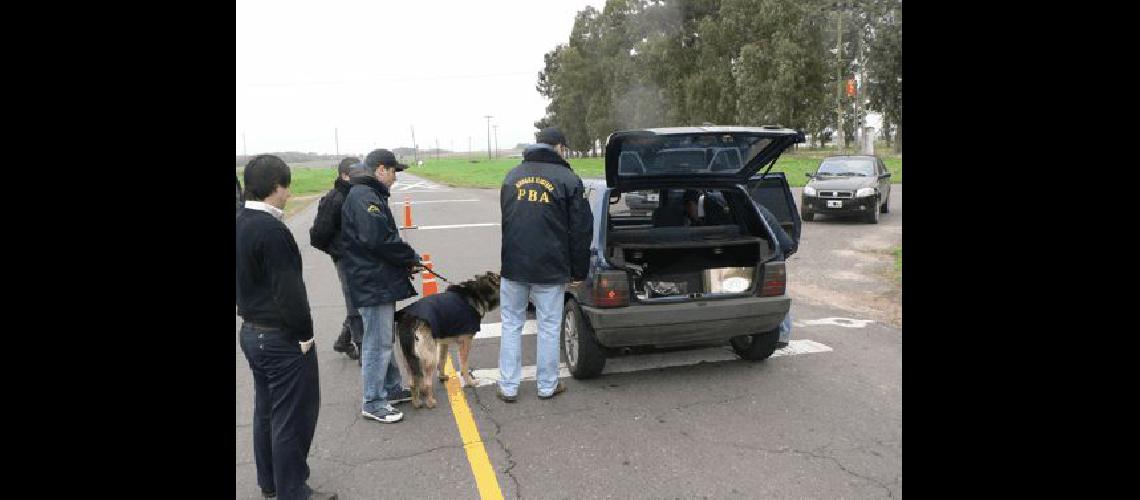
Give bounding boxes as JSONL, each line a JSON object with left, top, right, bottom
{"left": 805, "top": 172, "right": 813, "bottom": 178}
{"left": 879, "top": 173, "right": 891, "bottom": 179}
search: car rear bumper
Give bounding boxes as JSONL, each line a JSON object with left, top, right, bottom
{"left": 580, "top": 295, "right": 790, "bottom": 348}
{"left": 802, "top": 195, "right": 877, "bottom": 214}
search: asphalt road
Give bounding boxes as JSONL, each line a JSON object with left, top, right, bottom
{"left": 236, "top": 173, "right": 903, "bottom": 499}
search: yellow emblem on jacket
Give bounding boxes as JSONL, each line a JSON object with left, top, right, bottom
{"left": 367, "top": 203, "right": 381, "bottom": 213}
{"left": 514, "top": 176, "right": 554, "bottom": 204}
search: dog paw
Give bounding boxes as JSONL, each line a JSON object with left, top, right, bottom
{"left": 411, "top": 400, "right": 423, "bottom": 409}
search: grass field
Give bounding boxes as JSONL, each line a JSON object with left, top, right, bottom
{"left": 408, "top": 148, "right": 900, "bottom": 189}
{"left": 237, "top": 166, "right": 339, "bottom": 198}
{"left": 238, "top": 145, "right": 901, "bottom": 192}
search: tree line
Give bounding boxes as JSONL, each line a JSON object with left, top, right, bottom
{"left": 534, "top": 0, "right": 901, "bottom": 155}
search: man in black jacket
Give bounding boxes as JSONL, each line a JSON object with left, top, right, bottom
{"left": 310, "top": 157, "right": 363, "bottom": 360}
{"left": 236, "top": 155, "right": 336, "bottom": 500}
{"left": 497, "top": 128, "right": 593, "bottom": 402}
{"left": 340, "top": 149, "right": 421, "bottom": 424}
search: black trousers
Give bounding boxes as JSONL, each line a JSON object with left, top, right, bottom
{"left": 239, "top": 323, "right": 321, "bottom": 500}
{"left": 334, "top": 258, "right": 364, "bottom": 347}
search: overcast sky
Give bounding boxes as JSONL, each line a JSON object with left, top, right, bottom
{"left": 237, "top": 0, "right": 605, "bottom": 156}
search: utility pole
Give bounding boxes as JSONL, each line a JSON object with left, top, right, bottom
{"left": 411, "top": 125, "right": 418, "bottom": 165}
{"left": 483, "top": 115, "right": 494, "bottom": 159}
{"left": 334, "top": 128, "right": 339, "bottom": 156}
{"left": 857, "top": 22, "right": 873, "bottom": 155}
{"left": 492, "top": 124, "right": 499, "bottom": 159}
{"left": 435, "top": 138, "right": 440, "bottom": 160}
{"left": 468, "top": 136, "right": 471, "bottom": 156}
{"left": 835, "top": 5, "right": 844, "bottom": 151}
{"left": 242, "top": 132, "right": 247, "bottom": 157}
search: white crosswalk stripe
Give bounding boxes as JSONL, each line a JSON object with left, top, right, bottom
{"left": 475, "top": 317, "right": 863, "bottom": 340}
{"left": 459, "top": 339, "right": 833, "bottom": 388}
{"left": 391, "top": 179, "right": 449, "bottom": 192}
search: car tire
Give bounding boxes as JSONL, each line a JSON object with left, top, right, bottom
{"left": 562, "top": 298, "right": 606, "bottom": 379}
{"left": 802, "top": 211, "right": 814, "bottom": 222}
{"left": 880, "top": 195, "right": 890, "bottom": 213}
{"left": 866, "top": 200, "right": 880, "bottom": 224}
{"left": 730, "top": 328, "right": 779, "bottom": 361}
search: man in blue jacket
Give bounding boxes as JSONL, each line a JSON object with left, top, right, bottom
{"left": 339, "top": 149, "right": 421, "bottom": 424}
{"left": 497, "top": 128, "right": 593, "bottom": 402}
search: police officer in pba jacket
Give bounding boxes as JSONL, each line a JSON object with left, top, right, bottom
{"left": 339, "top": 149, "right": 421, "bottom": 424}
{"left": 497, "top": 127, "right": 593, "bottom": 402}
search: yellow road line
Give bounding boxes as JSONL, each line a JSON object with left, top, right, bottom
{"left": 443, "top": 353, "right": 505, "bottom": 500}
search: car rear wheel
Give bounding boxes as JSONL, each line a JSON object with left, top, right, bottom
{"left": 880, "top": 195, "right": 890, "bottom": 213}
{"left": 802, "top": 211, "right": 814, "bottom": 222}
{"left": 730, "top": 328, "right": 780, "bottom": 361}
{"left": 562, "top": 299, "right": 606, "bottom": 379}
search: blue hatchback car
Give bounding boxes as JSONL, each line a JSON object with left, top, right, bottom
{"left": 561, "top": 126, "right": 804, "bottom": 378}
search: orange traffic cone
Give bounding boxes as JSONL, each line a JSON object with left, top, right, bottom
{"left": 402, "top": 196, "right": 417, "bottom": 229}
{"left": 421, "top": 253, "right": 438, "bottom": 296}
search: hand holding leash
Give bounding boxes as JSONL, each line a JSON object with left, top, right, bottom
{"left": 408, "top": 260, "right": 452, "bottom": 284}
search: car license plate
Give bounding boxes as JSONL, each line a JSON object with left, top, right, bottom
{"left": 827, "top": 200, "right": 842, "bottom": 208}
{"left": 646, "top": 193, "right": 659, "bottom": 202}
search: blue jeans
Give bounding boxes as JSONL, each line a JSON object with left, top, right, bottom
{"left": 499, "top": 278, "right": 565, "bottom": 397}
{"left": 358, "top": 303, "right": 404, "bottom": 412}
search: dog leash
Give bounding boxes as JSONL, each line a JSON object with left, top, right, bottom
{"left": 421, "top": 266, "right": 453, "bottom": 284}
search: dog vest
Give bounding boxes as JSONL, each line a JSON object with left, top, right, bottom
{"left": 399, "top": 291, "right": 482, "bottom": 339}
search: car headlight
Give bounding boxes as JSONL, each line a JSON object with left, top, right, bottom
{"left": 856, "top": 187, "right": 876, "bottom": 197}
{"left": 803, "top": 186, "right": 817, "bottom": 196}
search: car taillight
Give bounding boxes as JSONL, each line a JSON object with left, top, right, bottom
{"left": 593, "top": 270, "right": 630, "bottom": 307}
{"left": 759, "top": 262, "right": 786, "bottom": 297}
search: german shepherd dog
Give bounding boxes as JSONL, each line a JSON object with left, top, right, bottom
{"left": 396, "top": 271, "right": 501, "bottom": 409}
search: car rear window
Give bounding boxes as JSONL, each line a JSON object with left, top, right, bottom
{"left": 617, "top": 134, "right": 773, "bottom": 178}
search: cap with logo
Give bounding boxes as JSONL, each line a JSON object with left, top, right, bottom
{"left": 364, "top": 149, "right": 408, "bottom": 171}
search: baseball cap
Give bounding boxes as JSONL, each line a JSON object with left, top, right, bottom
{"left": 535, "top": 127, "right": 567, "bottom": 146}
{"left": 364, "top": 149, "right": 408, "bottom": 171}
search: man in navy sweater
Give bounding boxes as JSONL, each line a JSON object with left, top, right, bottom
{"left": 236, "top": 155, "right": 336, "bottom": 500}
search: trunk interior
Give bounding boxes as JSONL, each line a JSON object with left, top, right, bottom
{"left": 606, "top": 187, "right": 775, "bottom": 301}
